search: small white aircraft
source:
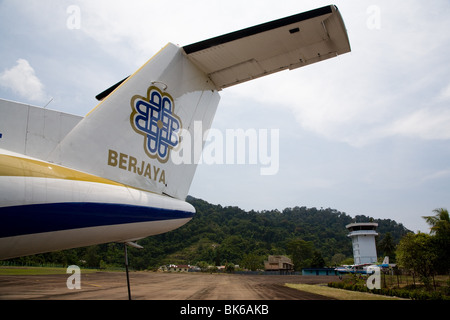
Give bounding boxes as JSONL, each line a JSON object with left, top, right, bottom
{"left": 335, "top": 264, "right": 372, "bottom": 275}
{"left": 335, "top": 257, "right": 396, "bottom": 274}
{"left": 377, "top": 256, "right": 396, "bottom": 269}
{"left": 0, "top": 5, "right": 351, "bottom": 260}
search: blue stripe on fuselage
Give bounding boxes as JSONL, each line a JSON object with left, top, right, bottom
{"left": 0, "top": 203, "right": 194, "bottom": 238}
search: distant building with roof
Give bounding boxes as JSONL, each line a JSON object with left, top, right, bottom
{"left": 264, "top": 255, "right": 294, "bottom": 274}
{"left": 159, "top": 264, "right": 192, "bottom": 272}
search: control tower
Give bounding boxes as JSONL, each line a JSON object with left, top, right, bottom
{"left": 346, "top": 222, "right": 378, "bottom": 265}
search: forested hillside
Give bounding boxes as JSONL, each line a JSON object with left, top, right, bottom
{"left": 5, "top": 197, "right": 411, "bottom": 270}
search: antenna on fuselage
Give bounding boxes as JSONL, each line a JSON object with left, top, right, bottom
{"left": 123, "top": 241, "right": 144, "bottom": 300}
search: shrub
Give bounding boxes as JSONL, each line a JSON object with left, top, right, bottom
{"left": 327, "top": 281, "right": 450, "bottom": 300}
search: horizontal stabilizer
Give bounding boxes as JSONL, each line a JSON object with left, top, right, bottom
{"left": 183, "top": 5, "right": 351, "bottom": 89}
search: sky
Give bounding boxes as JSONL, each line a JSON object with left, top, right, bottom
{"left": 1, "top": 0, "right": 449, "bottom": 234}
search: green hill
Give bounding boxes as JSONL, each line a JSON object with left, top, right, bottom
{"left": 5, "top": 197, "right": 411, "bottom": 270}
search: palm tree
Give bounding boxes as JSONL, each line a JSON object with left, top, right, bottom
{"left": 422, "top": 208, "right": 450, "bottom": 275}
{"left": 422, "top": 208, "right": 450, "bottom": 235}
{"left": 378, "top": 232, "right": 396, "bottom": 261}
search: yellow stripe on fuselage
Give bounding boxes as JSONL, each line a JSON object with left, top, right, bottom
{"left": 0, "top": 154, "right": 123, "bottom": 187}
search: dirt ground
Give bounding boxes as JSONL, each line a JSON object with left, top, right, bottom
{"left": 0, "top": 271, "right": 338, "bottom": 300}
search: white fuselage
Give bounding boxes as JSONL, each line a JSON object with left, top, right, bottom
{"left": 0, "top": 149, "right": 194, "bottom": 259}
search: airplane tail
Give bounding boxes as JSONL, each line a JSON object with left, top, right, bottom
{"left": 49, "top": 43, "right": 220, "bottom": 200}
{"left": 49, "top": 5, "right": 350, "bottom": 200}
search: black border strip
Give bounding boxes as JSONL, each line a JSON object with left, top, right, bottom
{"left": 96, "top": 76, "right": 129, "bottom": 101}
{"left": 183, "top": 5, "right": 334, "bottom": 54}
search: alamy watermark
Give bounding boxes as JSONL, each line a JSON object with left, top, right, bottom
{"left": 65, "top": 4, "right": 382, "bottom": 32}
{"left": 66, "top": 265, "right": 81, "bottom": 290}
{"left": 66, "top": 5, "right": 81, "bottom": 30}
{"left": 171, "top": 122, "right": 280, "bottom": 176}
{"left": 366, "top": 266, "right": 381, "bottom": 290}
{"left": 366, "top": 5, "right": 381, "bottom": 30}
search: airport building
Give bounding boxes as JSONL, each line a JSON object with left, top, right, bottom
{"left": 346, "top": 222, "right": 378, "bottom": 265}
{"left": 264, "top": 255, "right": 294, "bottom": 273}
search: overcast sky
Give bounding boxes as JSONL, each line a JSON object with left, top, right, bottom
{"left": 1, "top": 0, "right": 449, "bottom": 233}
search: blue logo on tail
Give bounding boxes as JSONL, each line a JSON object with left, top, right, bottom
{"left": 130, "top": 86, "right": 182, "bottom": 163}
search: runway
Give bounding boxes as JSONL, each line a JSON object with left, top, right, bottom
{"left": 0, "top": 271, "right": 338, "bottom": 300}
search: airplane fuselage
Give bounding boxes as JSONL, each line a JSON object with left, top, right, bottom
{"left": 0, "top": 149, "right": 194, "bottom": 259}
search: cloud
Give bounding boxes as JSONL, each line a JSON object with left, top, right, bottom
{"left": 0, "top": 59, "right": 47, "bottom": 103}
{"left": 5, "top": 0, "right": 449, "bottom": 147}
{"left": 226, "top": 1, "right": 450, "bottom": 148}
{"left": 422, "top": 169, "right": 450, "bottom": 182}
{"left": 437, "top": 83, "right": 450, "bottom": 102}
{"left": 386, "top": 107, "right": 450, "bottom": 141}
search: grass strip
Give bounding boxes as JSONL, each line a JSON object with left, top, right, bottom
{"left": 286, "top": 283, "right": 406, "bottom": 300}
{"left": 0, "top": 266, "right": 99, "bottom": 276}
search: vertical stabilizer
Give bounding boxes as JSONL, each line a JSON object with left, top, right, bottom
{"left": 49, "top": 43, "right": 220, "bottom": 200}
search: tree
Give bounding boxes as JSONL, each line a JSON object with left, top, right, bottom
{"left": 217, "top": 235, "right": 247, "bottom": 265}
{"left": 331, "top": 253, "right": 346, "bottom": 266}
{"left": 287, "top": 239, "right": 314, "bottom": 271}
{"left": 197, "top": 261, "right": 210, "bottom": 272}
{"left": 84, "top": 246, "right": 100, "bottom": 268}
{"left": 225, "top": 262, "right": 235, "bottom": 273}
{"left": 241, "top": 253, "right": 263, "bottom": 271}
{"left": 396, "top": 233, "right": 438, "bottom": 289}
{"left": 311, "top": 251, "right": 325, "bottom": 268}
{"left": 378, "top": 232, "right": 396, "bottom": 261}
{"left": 423, "top": 208, "right": 450, "bottom": 274}
{"left": 423, "top": 208, "right": 450, "bottom": 235}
